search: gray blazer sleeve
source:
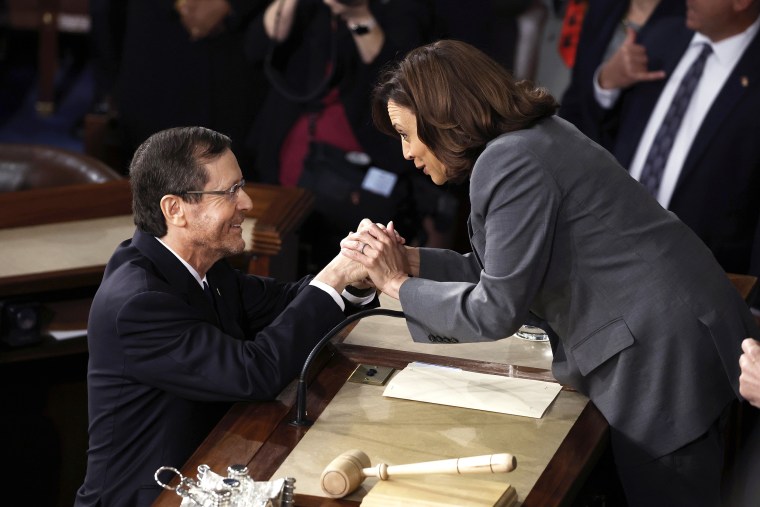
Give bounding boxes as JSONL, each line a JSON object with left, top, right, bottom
{"left": 400, "top": 134, "right": 560, "bottom": 343}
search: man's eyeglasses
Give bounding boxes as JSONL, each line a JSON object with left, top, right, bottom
{"left": 183, "top": 179, "right": 246, "bottom": 201}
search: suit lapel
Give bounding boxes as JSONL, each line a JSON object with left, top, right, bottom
{"left": 205, "top": 267, "right": 244, "bottom": 339}
{"left": 676, "top": 30, "right": 760, "bottom": 190}
{"left": 132, "top": 230, "right": 220, "bottom": 326}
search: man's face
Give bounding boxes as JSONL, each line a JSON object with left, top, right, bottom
{"left": 185, "top": 150, "right": 253, "bottom": 261}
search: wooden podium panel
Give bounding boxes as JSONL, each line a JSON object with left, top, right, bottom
{"left": 152, "top": 304, "right": 609, "bottom": 507}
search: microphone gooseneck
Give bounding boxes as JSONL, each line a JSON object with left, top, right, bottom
{"left": 291, "top": 308, "right": 405, "bottom": 426}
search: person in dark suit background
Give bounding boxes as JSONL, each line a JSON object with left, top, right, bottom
{"left": 558, "top": 0, "right": 685, "bottom": 146}
{"left": 592, "top": 0, "right": 760, "bottom": 285}
{"left": 243, "top": 0, "right": 457, "bottom": 272}
{"left": 342, "top": 39, "right": 758, "bottom": 505}
{"left": 74, "top": 126, "right": 375, "bottom": 506}
{"left": 89, "top": 0, "right": 268, "bottom": 172}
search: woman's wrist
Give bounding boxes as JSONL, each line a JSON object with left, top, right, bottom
{"left": 405, "top": 246, "right": 420, "bottom": 277}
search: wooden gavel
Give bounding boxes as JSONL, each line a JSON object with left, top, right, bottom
{"left": 319, "top": 449, "right": 517, "bottom": 498}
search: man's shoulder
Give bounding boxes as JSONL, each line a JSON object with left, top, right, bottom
{"left": 96, "top": 239, "right": 171, "bottom": 305}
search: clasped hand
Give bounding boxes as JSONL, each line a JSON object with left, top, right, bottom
{"left": 340, "top": 219, "right": 411, "bottom": 299}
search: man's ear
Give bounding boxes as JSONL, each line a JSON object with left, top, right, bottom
{"left": 160, "top": 194, "right": 187, "bottom": 228}
{"left": 735, "top": 0, "right": 757, "bottom": 13}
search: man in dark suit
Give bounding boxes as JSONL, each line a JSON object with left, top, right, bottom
{"left": 74, "top": 126, "right": 374, "bottom": 506}
{"left": 89, "top": 0, "right": 269, "bottom": 172}
{"left": 595, "top": 0, "right": 760, "bottom": 282}
{"left": 558, "top": 0, "right": 685, "bottom": 146}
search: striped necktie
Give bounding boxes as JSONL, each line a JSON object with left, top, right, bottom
{"left": 639, "top": 43, "right": 712, "bottom": 197}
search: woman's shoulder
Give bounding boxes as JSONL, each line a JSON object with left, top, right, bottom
{"left": 471, "top": 117, "right": 583, "bottom": 184}
{"left": 481, "top": 116, "right": 571, "bottom": 157}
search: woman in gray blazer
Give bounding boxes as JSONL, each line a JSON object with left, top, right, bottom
{"left": 341, "top": 39, "right": 758, "bottom": 506}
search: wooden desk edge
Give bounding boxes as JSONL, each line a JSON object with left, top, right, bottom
{"left": 152, "top": 345, "right": 606, "bottom": 507}
{"left": 0, "top": 179, "right": 132, "bottom": 229}
{"left": 0, "top": 182, "right": 314, "bottom": 295}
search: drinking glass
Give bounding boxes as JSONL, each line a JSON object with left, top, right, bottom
{"left": 515, "top": 324, "right": 549, "bottom": 342}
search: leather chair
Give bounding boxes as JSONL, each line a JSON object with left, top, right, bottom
{"left": 0, "top": 143, "right": 123, "bottom": 192}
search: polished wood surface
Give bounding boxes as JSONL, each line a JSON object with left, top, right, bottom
{"left": 153, "top": 342, "right": 605, "bottom": 507}
{"left": 242, "top": 183, "right": 314, "bottom": 279}
{"left": 0, "top": 179, "right": 131, "bottom": 229}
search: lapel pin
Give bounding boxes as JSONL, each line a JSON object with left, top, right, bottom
{"left": 741, "top": 76, "right": 749, "bottom": 87}
{"left": 216, "top": 288, "right": 221, "bottom": 296}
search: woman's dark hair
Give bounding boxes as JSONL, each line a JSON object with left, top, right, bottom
{"left": 372, "top": 39, "right": 558, "bottom": 182}
{"left": 130, "top": 126, "right": 231, "bottom": 236}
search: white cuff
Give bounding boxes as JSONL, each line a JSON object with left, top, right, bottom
{"left": 342, "top": 289, "right": 376, "bottom": 307}
{"left": 309, "top": 280, "right": 345, "bottom": 312}
{"left": 593, "top": 66, "right": 621, "bottom": 109}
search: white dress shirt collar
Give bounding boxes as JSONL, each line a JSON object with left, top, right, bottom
{"left": 155, "top": 236, "right": 206, "bottom": 288}
{"left": 693, "top": 15, "right": 760, "bottom": 69}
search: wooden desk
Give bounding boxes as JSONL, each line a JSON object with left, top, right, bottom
{"left": 0, "top": 180, "right": 313, "bottom": 505}
{"left": 154, "top": 297, "right": 608, "bottom": 507}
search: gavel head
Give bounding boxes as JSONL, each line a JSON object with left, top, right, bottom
{"left": 320, "top": 449, "right": 371, "bottom": 498}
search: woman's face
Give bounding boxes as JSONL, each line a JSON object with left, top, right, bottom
{"left": 387, "top": 100, "right": 448, "bottom": 185}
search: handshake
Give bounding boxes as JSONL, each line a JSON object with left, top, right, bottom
{"left": 315, "top": 219, "right": 417, "bottom": 301}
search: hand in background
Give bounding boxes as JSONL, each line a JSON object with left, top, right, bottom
{"left": 740, "top": 338, "right": 760, "bottom": 408}
{"left": 322, "top": 0, "right": 383, "bottom": 64}
{"left": 175, "top": 0, "right": 231, "bottom": 40}
{"left": 598, "top": 27, "right": 666, "bottom": 90}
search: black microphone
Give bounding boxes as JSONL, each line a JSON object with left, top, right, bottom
{"left": 291, "top": 307, "right": 405, "bottom": 426}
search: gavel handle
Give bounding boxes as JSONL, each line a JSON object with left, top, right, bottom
{"left": 363, "top": 453, "right": 516, "bottom": 480}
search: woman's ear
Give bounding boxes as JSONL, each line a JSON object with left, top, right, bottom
{"left": 160, "top": 194, "right": 187, "bottom": 229}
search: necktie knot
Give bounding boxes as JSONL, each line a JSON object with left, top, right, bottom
{"left": 203, "top": 281, "right": 216, "bottom": 307}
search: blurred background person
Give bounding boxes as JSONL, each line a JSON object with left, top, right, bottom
{"left": 244, "top": 0, "right": 455, "bottom": 273}
{"left": 558, "top": 0, "right": 685, "bottom": 147}
{"left": 89, "top": 0, "right": 268, "bottom": 172}
{"left": 593, "top": 0, "right": 760, "bottom": 294}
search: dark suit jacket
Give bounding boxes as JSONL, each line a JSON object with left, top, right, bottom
{"left": 558, "top": 0, "right": 684, "bottom": 147}
{"left": 92, "top": 0, "right": 269, "bottom": 171}
{"left": 608, "top": 18, "right": 760, "bottom": 278}
{"left": 75, "top": 230, "right": 373, "bottom": 506}
{"left": 398, "top": 117, "right": 758, "bottom": 463}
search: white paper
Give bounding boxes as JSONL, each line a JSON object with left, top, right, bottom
{"left": 383, "top": 362, "right": 562, "bottom": 419}
{"left": 50, "top": 329, "right": 87, "bottom": 341}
